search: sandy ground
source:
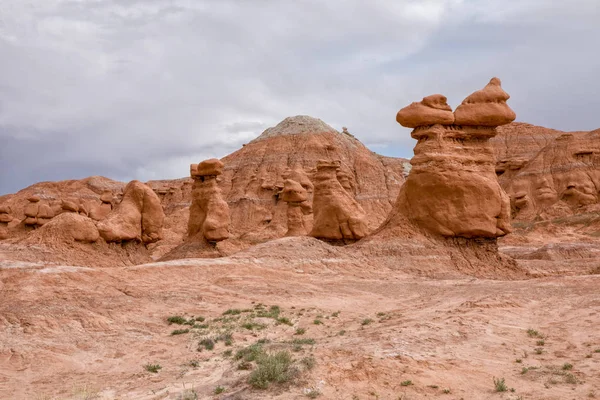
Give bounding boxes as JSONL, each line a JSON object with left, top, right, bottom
{"left": 1, "top": 237, "right": 600, "bottom": 400}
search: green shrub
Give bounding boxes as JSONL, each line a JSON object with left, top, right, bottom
{"left": 144, "top": 363, "right": 162, "bottom": 373}
{"left": 493, "top": 377, "right": 507, "bottom": 392}
{"left": 167, "top": 316, "right": 187, "bottom": 325}
{"left": 171, "top": 329, "right": 190, "bottom": 336}
{"left": 249, "top": 351, "right": 296, "bottom": 389}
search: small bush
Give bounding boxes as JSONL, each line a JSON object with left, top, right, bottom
{"left": 493, "top": 377, "right": 507, "bottom": 392}
{"left": 167, "top": 316, "right": 187, "bottom": 325}
{"left": 223, "top": 309, "right": 242, "bottom": 316}
{"left": 171, "top": 329, "right": 190, "bottom": 336}
{"left": 313, "top": 319, "right": 323, "bottom": 325}
{"left": 214, "top": 386, "right": 225, "bottom": 394}
{"left": 442, "top": 389, "right": 451, "bottom": 394}
{"left": 536, "top": 340, "right": 545, "bottom": 346}
{"left": 295, "top": 328, "right": 306, "bottom": 335}
{"left": 526, "top": 328, "right": 542, "bottom": 338}
{"left": 534, "top": 347, "right": 543, "bottom": 355}
{"left": 195, "top": 316, "right": 205, "bottom": 322}
{"left": 235, "top": 343, "right": 265, "bottom": 362}
{"left": 198, "top": 338, "right": 215, "bottom": 351}
{"left": 223, "top": 349, "right": 232, "bottom": 357}
{"left": 565, "top": 373, "right": 577, "bottom": 384}
{"left": 242, "top": 322, "right": 266, "bottom": 330}
{"left": 338, "top": 330, "right": 346, "bottom": 336}
{"left": 249, "top": 350, "right": 296, "bottom": 389}
{"left": 257, "top": 305, "right": 281, "bottom": 319}
{"left": 562, "top": 363, "right": 573, "bottom": 370}
{"left": 193, "top": 323, "right": 209, "bottom": 329}
{"left": 305, "top": 388, "right": 321, "bottom": 398}
{"left": 515, "top": 359, "right": 522, "bottom": 363}
{"left": 401, "top": 380, "right": 413, "bottom": 386}
{"left": 177, "top": 389, "right": 198, "bottom": 400}
{"left": 361, "top": 319, "right": 373, "bottom": 326}
{"left": 238, "top": 361, "right": 253, "bottom": 370}
{"left": 188, "top": 360, "right": 200, "bottom": 368}
{"left": 277, "top": 317, "right": 293, "bottom": 326}
{"left": 144, "top": 363, "right": 162, "bottom": 373}
{"left": 331, "top": 311, "right": 340, "bottom": 317}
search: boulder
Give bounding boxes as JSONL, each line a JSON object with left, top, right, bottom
{"left": 97, "top": 180, "right": 165, "bottom": 243}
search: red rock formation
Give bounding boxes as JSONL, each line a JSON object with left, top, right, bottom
{"left": 89, "top": 190, "right": 113, "bottom": 221}
{"left": 396, "top": 94, "right": 454, "bottom": 128}
{"left": 97, "top": 180, "right": 164, "bottom": 243}
{"left": 188, "top": 159, "right": 231, "bottom": 242}
{"left": 219, "top": 116, "right": 408, "bottom": 241}
{"left": 281, "top": 179, "right": 311, "bottom": 236}
{"left": 310, "top": 160, "right": 369, "bottom": 241}
{"left": 393, "top": 78, "right": 514, "bottom": 238}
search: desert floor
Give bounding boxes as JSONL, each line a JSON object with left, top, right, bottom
{"left": 1, "top": 237, "right": 599, "bottom": 400}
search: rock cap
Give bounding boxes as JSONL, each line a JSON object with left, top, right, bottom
{"left": 396, "top": 94, "right": 455, "bottom": 128}
{"left": 454, "top": 77, "right": 516, "bottom": 126}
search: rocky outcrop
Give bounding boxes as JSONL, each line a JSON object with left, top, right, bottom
{"left": 22, "top": 196, "right": 55, "bottom": 227}
{"left": 35, "top": 213, "right": 100, "bottom": 243}
{"left": 281, "top": 179, "right": 312, "bottom": 236}
{"left": 392, "top": 77, "right": 514, "bottom": 238}
{"left": 357, "top": 78, "right": 522, "bottom": 278}
{"left": 188, "top": 159, "right": 231, "bottom": 242}
{"left": 97, "top": 180, "right": 164, "bottom": 243}
{"left": 0, "top": 205, "right": 12, "bottom": 225}
{"left": 310, "top": 160, "right": 369, "bottom": 241}
{"left": 89, "top": 191, "right": 113, "bottom": 221}
{"left": 219, "top": 116, "right": 408, "bottom": 241}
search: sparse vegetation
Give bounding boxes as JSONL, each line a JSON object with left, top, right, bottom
{"left": 177, "top": 389, "right": 198, "bottom": 400}
{"left": 400, "top": 380, "right": 413, "bottom": 386}
{"left": 361, "top": 318, "right": 373, "bottom": 326}
{"left": 515, "top": 358, "right": 522, "bottom": 363}
{"left": 144, "top": 363, "right": 162, "bottom": 373}
{"left": 534, "top": 347, "right": 544, "bottom": 355}
{"left": 295, "top": 328, "right": 306, "bottom": 335}
{"left": 167, "top": 315, "right": 187, "bottom": 325}
{"left": 527, "top": 328, "right": 543, "bottom": 338}
{"left": 300, "top": 356, "right": 316, "bottom": 370}
{"left": 536, "top": 339, "right": 545, "bottom": 346}
{"left": 171, "top": 328, "right": 190, "bottom": 335}
{"left": 493, "top": 377, "right": 507, "bottom": 392}
{"left": 305, "top": 388, "right": 321, "bottom": 398}
{"left": 223, "top": 308, "right": 242, "bottom": 315}
{"left": 291, "top": 338, "right": 316, "bottom": 345}
{"left": 313, "top": 319, "right": 323, "bottom": 325}
{"left": 249, "top": 350, "right": 296, "bottom": 389}
{"left": 277, "top": 317, "right": 293, "bottom": 326}
{"left": 214, "top": 386, "right": 225, "bottom": 394}
{"left": 198, "top": 338, "right": 215, "bottom": 351}
{"left": 562, "top": 362, "right": 573, "bottom": 370}
{"left": 442, "top": 388, "right": 451, "bottom": 394}
{"left": 338, "top": 330, "right": 346, "bottom": 336}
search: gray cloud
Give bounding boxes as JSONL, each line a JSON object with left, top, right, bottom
{"left": 1, "top": 0, "right": 598, "bottom": 194}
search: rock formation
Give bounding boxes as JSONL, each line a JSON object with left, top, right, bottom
{"left": 97, "top": 180, "right": 164, "bottom": 243}
{"left": 0, "top": 205, "right": 12, "bottom": 225}
{"left": 219, "top": 116, "right": 408, "bottom": 241}
{"left": 392, "top": 77, "right": 514, "bottom": 238}
{"left": 396, "top": 94, "right": 455, "bottom": 128}
{"left": 61, "top": 199, "right": 79, "bottom": 213}
{"left": 23, "top": 196, "right": 40, "bottom": 226}
{"left": 309, "top": 160, "right": 369, "bottom": 241}
{"left": 188, "top": 159, "right": 230, "bottom": 242}
{"left": 89, "top": 191, "right": 113, "bottom": 221}
{"left": 35, "top": 213, "right": 100, "bottom": 243}
{"left": 281, "top": 179, "right": 311, "bottom": 236}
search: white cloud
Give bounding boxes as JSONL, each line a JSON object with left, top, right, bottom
{"left": 0, "top": 0, "right": 599, "bottom": 193}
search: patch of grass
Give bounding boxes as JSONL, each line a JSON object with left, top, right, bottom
{"left": 565, "top": 373, "right": 577, "bottom": 384}
{"left": 400, "top": 380, "right": 413, "bottom": 386}
{"left": 238, "top": 361, "right": 253, "bottom": 370}
{"left": 305, "top": 388, "right": 321, "bottom": 398}
{"left": 428, "top": 385, "right": 439, "bottom": 389}
{"left": 534, "top": 347, "right": 544, "bottom": 355}
{"left": 223, "top": 350, "right": 232, "bottom": 357}
{"left": 234, "top": 343, "right": 265, "bottom": 362}
{"left": 198, "top": 338, "right": 215, "bottom": 351}
{"left": 331, "top": 311, "right": 340, "bottom": 317}
{"left": 256, "top": 305, "right": 281, "bottom": 319}
{"left": 536, "top": 339, "right": 545, "bottom": 346}
{"left": 144, "top": 363, "right": 162, "bottom": 373}
{"left": 277, "top": 317, "right": 293, "bottom": 326}
{"left": 242, "top": 322, "right": 267, "bottom": 330}
{"left": 167, "top": 315, "right": 187, "bottom": 325}
{"left": 595, "top": 349, "right": 600, "bottom": 353}
{"left": 214, "top": 386, "right": 225, "bottom": 394}
{"left": 171, "top": 328, "right": 190, "bottom": 336}
{"left": 291, "top": 338, "right": 316, "bottom": 345}
{"left": 442, "top": 388, "right": 451, "bottom": 394}
{"left": 313, "top": 319, "right": 323, "bottom": 325}
{"left": 516, "top": 359, "right": 522, "bottom": 363}
{"left": 223, "top": 308, "right": 242, "bottom": 316}
{"left": 527, "top": 328, "right": 543, "bottom": 338}
{"left": 493, "top": 377, "right": 507, "bottom": 392}
{"left": 195, "top": 316, "right": 205, "bottom": 322}
{"left": 562, "top": 363, "right": 573, "bottom": 370}
{"left": 188, "top": 360, "right": 200, "bottom": 368}
{"left": 361, "top": 318, "right": 373, "bottom": 326}
{"left": 193, "top": 323, "right": 209, "bottom": 329}
{"left": 295, "top": 328, "right": 306, "bottom": 335}
{"left": 338, "top": 330, "right": 346, "bottom": 336}
{"left": 248, "top": 350, "right": 297, "bottom": 389}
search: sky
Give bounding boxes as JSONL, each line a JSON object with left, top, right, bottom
{"left": 1, "top": 0, "right": 599, "bottom": 195}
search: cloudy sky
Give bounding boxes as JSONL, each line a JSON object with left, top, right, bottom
{"left": 1, "top": 0, "right": 599, "bottom": 194}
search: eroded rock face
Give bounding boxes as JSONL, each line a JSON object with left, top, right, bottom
{"left": 188, "top": 159, "right": 230, "bottom": 242}
{"left": 281, "top": 179, "right": 312, "bottom": 236}
{"left": 309, "top": 160, "right": 368, "bottom": 241}
{"left": 89, "top": 190, "right": 113, "bottom": 221}
{"left": 97, "top": 180, "right": 164, "bottom": 243}
{"left": 0, "top": 205, "right": 12, "bottom": 225}
{"left": 393, "top": 77, "right": 515, "bottom": 238}
{"left": 498, "top": 129, "right": 600, "bottom": 221}
{"left": 37, "top": 213, "right": 100, "bottom": 243}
